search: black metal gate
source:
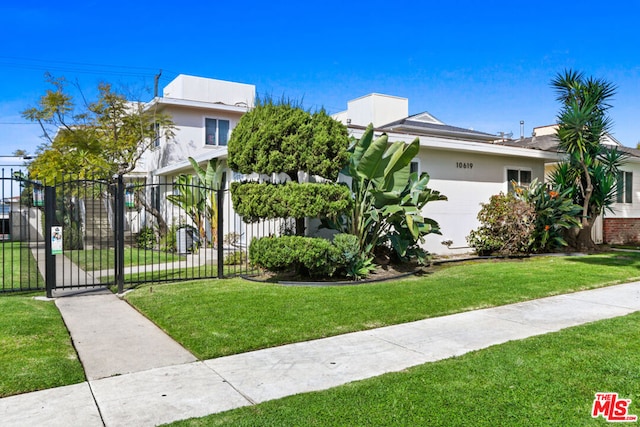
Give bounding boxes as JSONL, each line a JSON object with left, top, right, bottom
{"left": 1, "top": 172, "right": 276, "bottom": 295}
{"left": 45, "top": 177, "right": 117, "bottom": 295}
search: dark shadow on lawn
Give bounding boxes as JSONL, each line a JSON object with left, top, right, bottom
{"left": 562, "top": 252, "right": 640, "bottom": 269}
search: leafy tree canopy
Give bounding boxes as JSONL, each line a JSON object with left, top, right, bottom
{"left": 22, "top": 74, "right": 174, "bottom": 183}
{"left": 227, "top": 97, "right": 349, "bottom": 180}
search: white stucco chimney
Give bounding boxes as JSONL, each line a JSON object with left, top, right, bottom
{"left": 333, "top": 93, "right": 409, "bottom": 127}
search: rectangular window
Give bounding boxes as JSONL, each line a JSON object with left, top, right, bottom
{"left": 150, "top": 122, "right": 160, "bottom": 147}
{"left": 507, "top": 168, "right": 532, "bottom": 193}
{"left": 617, "top": 171, "right": 633, "bottom": 203}
{"left": 151, "top": 186, "right": 160, "bottom": 212}
{"left": 410, "top": 161, "right": 419, "bottom": 176}
{"left": 205, "top": 118, "right": 230, "bottom": 146}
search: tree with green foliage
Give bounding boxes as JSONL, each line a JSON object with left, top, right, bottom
{"left": 229, "top": 98, "right": 352, "bottom": 277}
{"left": 228, "top": 97, "right": 348, "bottom": 181}
{"left": 22, "top": 74, "right": 175, "bottom": 182}
{"left": 550, "top": 70, "right": 627, "bottom": 250}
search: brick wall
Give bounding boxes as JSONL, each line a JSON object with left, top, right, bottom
{"left": 603, "top": 218, "right": 640, "bottom": 244}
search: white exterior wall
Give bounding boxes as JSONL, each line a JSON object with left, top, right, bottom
{"left": 163, "top": 75, "right": 255, "bottom": 107}
{"left": 140, "top": 105, "right": 245, "bottom": 174}
{"left": 604, "top": 161, "right": 640, "bottom": 218}
{"left": 336, "top": 94, "right": 409, "bottom": 127}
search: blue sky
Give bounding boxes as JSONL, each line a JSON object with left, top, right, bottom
{"left": 1, "top": 0, "right": 639, "bottom": 156}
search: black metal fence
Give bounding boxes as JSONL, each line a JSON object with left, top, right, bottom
{"left": 0, "top": 169, "right": 45, "bottom": 293}
{"left": 0, "top": 172, "right": 288, "bottom": 294}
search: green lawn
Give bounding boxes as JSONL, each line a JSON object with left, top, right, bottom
{"left": 66, "top": 247, "right": 185, "bottom": 271}
{"left": 0, "top": 242, "right": 43, "bottom": 292}
{"left": 102, "top": 263, "right": 257, "bottom": 288}
{"left": 169, "top": 311, "right": 640, "bottom": 426}
{"left": 2, "top": 251, "right": 640, "bottom": 400}
{"left": 0, "top": 294, "right": 85, "bottom": 397}
{"left": 125, "top": 252, "right": 640, "bottom": 360}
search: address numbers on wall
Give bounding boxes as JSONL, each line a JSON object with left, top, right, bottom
{"left": 456, "top": 162, "right": 474, "bottom": 169}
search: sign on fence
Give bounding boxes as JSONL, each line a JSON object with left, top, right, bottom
{"left": 51, "top": 226, "right": 62, "bottom": 255}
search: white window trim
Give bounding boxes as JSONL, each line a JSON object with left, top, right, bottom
{"left": 616, "top": 170, "right": 633, "bottom": 204}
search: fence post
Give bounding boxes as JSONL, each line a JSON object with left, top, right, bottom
{"left": 115, "top": 174, "right": 125, "bottom": 293}
{"left": 44, "top": 185, "right": 56, "bottom": 298}
{"left": 217, "top": 189, "right": 224, "bottom": 279}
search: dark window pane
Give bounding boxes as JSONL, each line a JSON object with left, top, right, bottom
{"left": 205, "top": 118, "right": 217, "bottom": 145}
{"left": 219, "top": 120, "right": 229, "bottom": 146}
{"left": 626, "top": 172, "right": 633, "bottom": 204}
{"left": 617, "top": 171, "right": 624, "bottom": 203}
{"left": 520, "top": 170, "right": 531, "bottom": 185}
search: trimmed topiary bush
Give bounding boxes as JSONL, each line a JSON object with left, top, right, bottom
{"left": 230, "top": 182, "right": 352, "bottom": 222}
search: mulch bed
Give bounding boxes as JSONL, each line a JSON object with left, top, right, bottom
{"left": 245, "top": 261, "right": 429, "bottom": 286}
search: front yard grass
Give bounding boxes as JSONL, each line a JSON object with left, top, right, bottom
{"left": 0, "top": 242, "right": 43, "bottom": 291}
{"left": 125, "top": 252, "right": 640, "bottom": 360}
{"left": 169, "top": 311, "right": 640, "bottom": 426}
{"left": 0, "top": 294, "right": 85, "bottom": 397}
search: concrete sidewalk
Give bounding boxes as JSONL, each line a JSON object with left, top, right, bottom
{"left": 2, "top": 282, "right": 640, "bottom": 426}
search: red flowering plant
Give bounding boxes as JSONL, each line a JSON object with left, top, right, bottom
{"left": 515, "top": 178, "right": 581, "bottom": 253}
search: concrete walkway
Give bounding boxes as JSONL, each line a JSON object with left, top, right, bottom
{"left": 2, "top": 282, "right": 640, "bottom": 426}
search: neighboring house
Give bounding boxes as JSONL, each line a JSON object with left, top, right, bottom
{"left": 131, "top": 75, "right": 256, "bottom": 240}
{"left": 506, "top": 124, "right": 640, "bottom": 245}
{"left": 331, "top": 94, "right": 562, "bottom": 254}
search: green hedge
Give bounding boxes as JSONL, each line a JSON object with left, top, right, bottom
{"left": 231, "top": 182, "right": 352, "bottom": 222}
{"left": 249, "top": 235, "right": 339, "bottom": 277}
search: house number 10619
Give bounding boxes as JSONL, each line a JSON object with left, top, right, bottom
{"left": 456, "top": 162, "right": 473, "bottom": 169}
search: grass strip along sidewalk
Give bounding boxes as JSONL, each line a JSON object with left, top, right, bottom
{"left": 125, "top": 252, "right": 640, "bottom": 360}
{"left": 1, "top": 251, "right": 640, "bottom": 398}
{"left": 168, "top": 311, "right": 640, "bottom": 426}
{"left": 0, "top": 294, "right": 85, "bottom": 397}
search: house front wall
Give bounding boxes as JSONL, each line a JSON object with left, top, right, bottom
{"left": 142, "top": 105, "right": 245, "bottom": 174}
{"left": 416, "top": 147, "right": 547, "bottom": 254}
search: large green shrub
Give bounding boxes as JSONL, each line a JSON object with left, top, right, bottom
{"left": 467, "top": 192, "right": 536, "bottom": 256}
{"left": 230, "top": 182, "right": 352, "bottom": 222}
{"left": 228, "top": 98, "right": 349, "bottom": 180}
{"left": 249, "top": 235, "right": 339, "bottom": 277}
{"left": 137, "top": 226, "right": 156, "bottom": 249}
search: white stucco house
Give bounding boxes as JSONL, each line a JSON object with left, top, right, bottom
{"left": 331, "top": 94, "right": 562, "bottom": 254}
{"left": 128, "top": 75, "right": 256, "bottom": 241}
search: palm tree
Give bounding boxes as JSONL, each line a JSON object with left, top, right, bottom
{"left": 551, "top": 70, "right": 626, "bottom": 250}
